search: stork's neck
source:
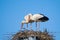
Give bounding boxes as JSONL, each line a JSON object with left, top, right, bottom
{"left": 27, "top": 15, "right": 30, "bottom": 22}
{"left": 22, "top": 20, "right": 28, "bottom": 24}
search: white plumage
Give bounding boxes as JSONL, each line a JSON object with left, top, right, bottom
{"left": 27, "top": 13, "right": 49, "bottom": 22}
{"left": 31, "top": 14, "right": 44, "bottom": 21}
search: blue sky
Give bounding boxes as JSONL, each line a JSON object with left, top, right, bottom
{"left": 0, "top": 0, "right": 60, "bottom": 40}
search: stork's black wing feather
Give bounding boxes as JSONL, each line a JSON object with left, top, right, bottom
{"left": 38, "top": 16, "right": 49, "bottom": 22}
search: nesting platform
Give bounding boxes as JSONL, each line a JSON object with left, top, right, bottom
{"left": 12, "top": 29, "right": 54, "bottom": 40}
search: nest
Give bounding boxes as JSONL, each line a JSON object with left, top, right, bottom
{"left": 12, "top": 30, "right": 54, "bottom": 40}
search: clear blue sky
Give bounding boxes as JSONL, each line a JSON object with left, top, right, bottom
{"left": 0, "top": 0, "right": 60, "bottom": 40}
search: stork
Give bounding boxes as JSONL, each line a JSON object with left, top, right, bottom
{"left": 21, "top": 13, "right": 49, "bottom": 31}
{"left": 31, "top": 14, "right": 49, "bottom": 31}
{"left": 24, "top": 13, "right": 49, "bottom": 30}
{"left": 21, "top": 14, "right": 34, "bottom": 29}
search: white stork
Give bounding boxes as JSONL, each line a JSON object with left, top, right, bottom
{"left": 30, "top": 14, "right": 49, "bottom": 30}
{"left": 21, "top": 13, "right": 49, "bottom": 30}
{"left": 21, "top": 14, "right": 34, "bottom": 29}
